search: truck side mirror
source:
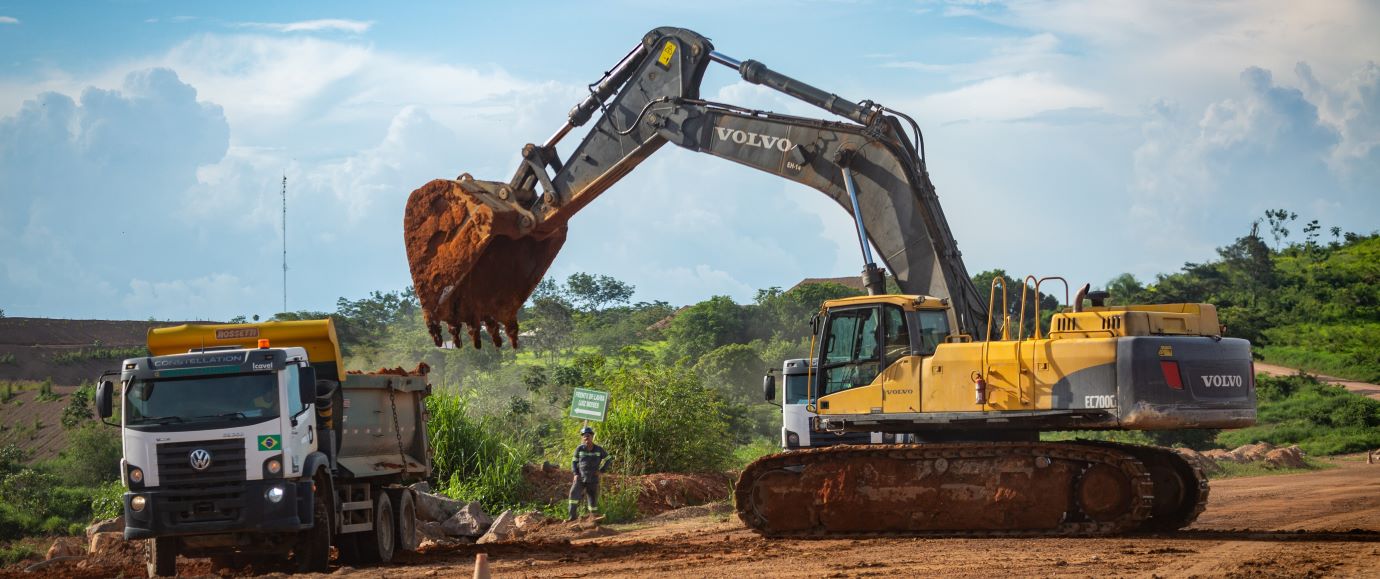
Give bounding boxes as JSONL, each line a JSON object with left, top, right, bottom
{"left": 95, "top": 380, "right": 114, "bottom": 421}
{"left": 763, "top": 374, "right": 776, "bottom": 402}
{"left": 95, "top": 380, "right": 117, "bottom": 424}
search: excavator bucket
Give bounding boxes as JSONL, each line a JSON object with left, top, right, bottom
{"left": 403, "top": 177, "right": 566, "bottom": 349}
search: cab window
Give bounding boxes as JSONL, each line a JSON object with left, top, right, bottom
{"left": 914, "top": 310, "right": 951, "bottom": 356}
{"left": 819, "top": 307, "right": 880, "bottom": 395}
{"left": 883, "top": 305, "right": 910, "bottom": 363}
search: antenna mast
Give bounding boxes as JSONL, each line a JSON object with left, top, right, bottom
{"left": 281, "top": 174, "right": 288, "bottom": 313}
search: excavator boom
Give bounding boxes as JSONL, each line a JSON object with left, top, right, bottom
{"left": 403, "top": 27, "right": 985, "bottom": 348}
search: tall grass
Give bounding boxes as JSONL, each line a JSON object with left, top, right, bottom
{"left": 730, "top": 437, "right": 780, "bottom": 470}
{"left": 597, "top": 479, "right": 641, "bottom": 524}
{"left": 426, "top": 388, "right": 532, "bottom": 512}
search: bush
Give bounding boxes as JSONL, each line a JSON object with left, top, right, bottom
{"left": 91, "top": 480, "right": 125, "bottom": 521}
{"left": 61, "top": 384, "right": 94, "bottom": 429}
{"left": 46, "top": 424, "right": 122, "bottom": 487}
{"left": 1216, "top": 374, "right": 1380, "bottom": 455}
{"left": 552, "top": 356, "right": 733, "bottom": 475}
{"left": 0, "top": 542, "right": 39, "bottom": 566}
{"left": 1, "top": 469, "right": 59, "bottom": 513}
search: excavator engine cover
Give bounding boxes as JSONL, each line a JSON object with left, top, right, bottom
{"left": 403, "top": 177, "right": 564, "bottom": 349}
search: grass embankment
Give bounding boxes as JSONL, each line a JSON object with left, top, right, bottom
{"left": 1258, "top": 322, "right": 1380, "bottom": 383}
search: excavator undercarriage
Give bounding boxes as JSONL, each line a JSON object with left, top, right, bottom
{"left": 736, "top": 441, "right": 1208, "bottom": 536}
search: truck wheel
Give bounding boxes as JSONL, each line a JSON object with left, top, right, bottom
{"left": 147, "top": 536, "right": 177, "bottom": 577}
{"left": 358, "top": 492, "right": 395, "bottom": 564}
{"left": 334, "top": 533, "right": 360, "bottom": 566}
{"left": 293, "top": 481, "right": 331, "bottom": 573}
{"left": 394, "top": 490, "right": 417, "bottom": 552}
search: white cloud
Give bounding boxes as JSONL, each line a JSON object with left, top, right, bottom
{"left": 123, "top": 274, "right": 260, "bottom": 320}
{"left": 0, "top": 16, "right": 18, "bottom": 24}
{"left": 911, "top": 72, "right": 1105, "bottom": 122}
{"left": 237, "top": 19, "right": 373, "bottom": 34}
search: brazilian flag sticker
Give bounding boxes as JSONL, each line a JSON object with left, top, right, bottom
{"left": 257, "top": 435, "right": 281, "bottom": 451}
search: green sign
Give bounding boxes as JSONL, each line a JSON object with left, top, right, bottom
{"left": 258, "top": 435, "right": 282, "bottom": 452}
{"left": 570, "top": 388, "right": 609, "bottom": 422}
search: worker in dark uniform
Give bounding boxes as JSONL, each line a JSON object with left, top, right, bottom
{"left": 569, "top": 425, "right": 612, "bottom": 521}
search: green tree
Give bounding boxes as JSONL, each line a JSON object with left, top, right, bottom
{"left": 60, "top": 384, "right": 94, "bottom": 430}
{"left": 564, "top": 272, "right": 635, "bottom": 313}
{"left": 663, "top": 295, "right": 745, "bottom": 363}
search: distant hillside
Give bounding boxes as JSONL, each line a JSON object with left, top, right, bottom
{"left": 0, "top": 317, "right": 211, "bottom": 386}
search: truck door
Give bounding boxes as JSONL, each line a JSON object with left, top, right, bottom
{"left": 281, "top": 364, "right": 316, "bottom": 477}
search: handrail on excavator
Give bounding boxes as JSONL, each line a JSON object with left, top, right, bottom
{"left": 985, "top": 277, "right": 1011, "bottom": 342}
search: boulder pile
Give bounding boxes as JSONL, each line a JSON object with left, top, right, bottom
{"left": 410, "top": 482, "right": 565, "bottom": 548}
{"left": 1180, "top": 441, "right": 1310, "bottom": 471}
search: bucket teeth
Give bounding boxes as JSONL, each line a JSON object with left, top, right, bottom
{"left": 403, "top": 178, "right": 567, "bottom": 349}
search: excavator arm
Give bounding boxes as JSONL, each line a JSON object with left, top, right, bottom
{"left": 403, "top": 26, "right": 985, "bottom": 348}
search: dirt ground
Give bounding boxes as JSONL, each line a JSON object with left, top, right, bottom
{"left": 368, "top": 457, "right": 1380, "bottom": 578}
{"left": 7, "top": 457, "right": 1379, "bottom": 578}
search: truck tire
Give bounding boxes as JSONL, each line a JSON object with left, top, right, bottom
{"left": 293, "top": 478, "right": 331, "bottom": 573}
{"left": 334, "top": 533, "right": 360, "bottom": 566}
{"left": 147, "top": 537, "right": 177, "bottom": 577}
{"left": 393, "top": 489, "right": 417, "bottom": 552}
{"left": 358, "top": 492, "right": 395, "bottom": 564}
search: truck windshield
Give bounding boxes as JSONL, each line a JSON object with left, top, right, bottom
{"left": 125, "top": 373, "right": 278, "bottom": 428}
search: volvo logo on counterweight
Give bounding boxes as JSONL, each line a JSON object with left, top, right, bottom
{"left": 189, "top": 449, "right": 212, "bottom": 471}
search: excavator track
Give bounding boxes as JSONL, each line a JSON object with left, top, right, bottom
{"left": 735, "top": 442, "right": 1161, "bottom": 538}
{"left": 1077, "top": 441, "right": 1210, "bottom": 531}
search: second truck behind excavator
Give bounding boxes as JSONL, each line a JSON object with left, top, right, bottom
{"left": 400, "top": 26, "right": 1256, "bottom": 537}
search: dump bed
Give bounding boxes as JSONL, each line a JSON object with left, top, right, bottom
{"left": 335, "top": 368, "right": 431, "bottom": 482}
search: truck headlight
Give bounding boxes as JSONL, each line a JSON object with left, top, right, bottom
{"left": 266, "top": 485, "right": 285, "bottom": 503}
{"left": 129, "top": 467, "right": 144, "bottom": 484}
{"left": 786, "top": 431, "right": 800, "bottom": 447}
{"left": 130, "top": 495, "right": 147, "bottom": 512}
{"left": 267, "top": 459, "right": 282, "bottom": 475}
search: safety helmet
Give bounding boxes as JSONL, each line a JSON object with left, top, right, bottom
{"left": 580, "top": 426, "right": 595, "bottom": 436}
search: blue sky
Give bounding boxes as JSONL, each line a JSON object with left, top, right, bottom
{"left": 1, "top": 1, "right": 1377, "bottom": 321}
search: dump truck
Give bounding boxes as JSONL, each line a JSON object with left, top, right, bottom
{"left": 94, "top": 319, "right": 429, "bottom": 576}
{"left": 398, "top": 26, "right": 1255, "bottom": 536}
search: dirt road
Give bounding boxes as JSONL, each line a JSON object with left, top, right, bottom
{"left": 1255, "top": 362, "right": 1380, "bottom": 401}
{"left": 342, "top": 457, "right": 1380, "bottom": 579}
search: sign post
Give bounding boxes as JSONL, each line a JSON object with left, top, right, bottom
{"left": 569, "top": 387, "right": 610, "bottom": 422}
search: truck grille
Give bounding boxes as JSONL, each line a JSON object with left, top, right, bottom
{"left": 155, "top": 439, "right": 247, "bottom": 525}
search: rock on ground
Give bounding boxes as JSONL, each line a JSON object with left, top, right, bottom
{"left": 477, "top": 510, "right": 518, "bottom": 544}
{"left": 85, "top": 516, "right": 123, "bottom": 538}
{"left": 414, "top": 489, "right": 464, "bottom": 523}
{"left": 442, "top": 502, "right": 493, "bottom": 537}
{"left": 46, "top": 537, "right": 83, "bottom": 560}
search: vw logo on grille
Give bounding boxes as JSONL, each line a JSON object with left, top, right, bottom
{"left": 189, "top": 449, "right": 212, "bottom": 471}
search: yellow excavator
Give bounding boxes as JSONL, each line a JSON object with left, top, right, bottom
{"left": 401, "top": 27, "right": 1256, "bottom": 536}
